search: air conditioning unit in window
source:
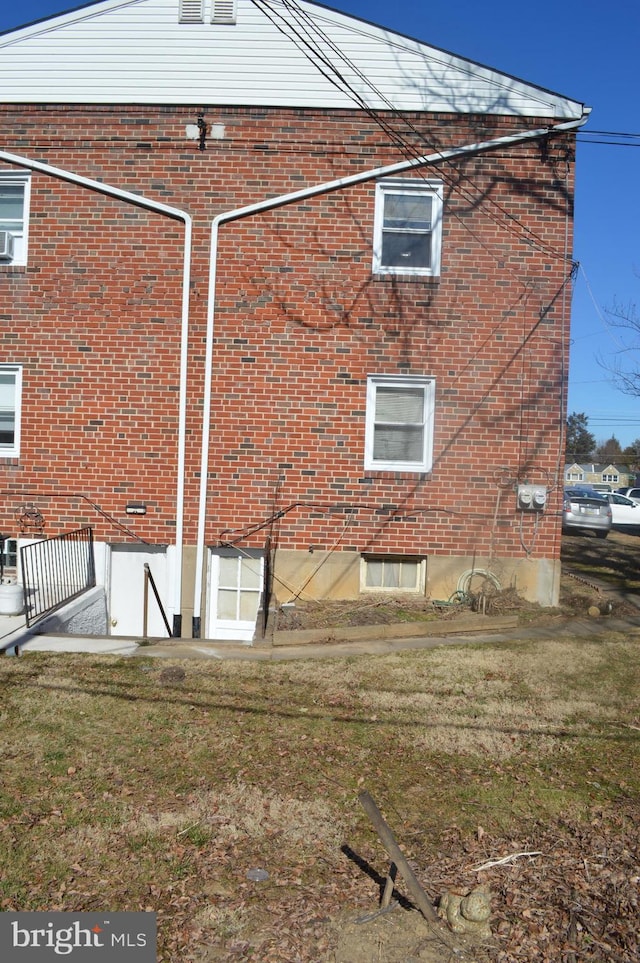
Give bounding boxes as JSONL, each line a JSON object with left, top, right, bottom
{"left": 0, "top": 231, "right": 14, "bottom": 260}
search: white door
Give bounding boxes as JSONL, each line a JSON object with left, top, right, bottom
{"left": 108, "top": 545, "right": 170, "bottom": 637}
{"left": 207, "top": 551, "right": 264, "bottom": 642}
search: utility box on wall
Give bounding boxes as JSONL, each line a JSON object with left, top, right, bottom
{"left": 517, "top": 485, "right": 547, "bottom": 511}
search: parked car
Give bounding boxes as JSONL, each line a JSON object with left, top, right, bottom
{"left": 615, "top": 487, "right": 640, "bottom": 502}
{"left": 562, "top": 488, "right": 612, "bottom": 538}
{"left": 602, "top": 492, "right": 640, "bottom": 528}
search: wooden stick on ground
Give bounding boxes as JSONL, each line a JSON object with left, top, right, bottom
{"left": 380, "top": 862, "right": 397, "bottom": 909}
{"left": 358, "top": 790, "right": 438, "bottom": 923}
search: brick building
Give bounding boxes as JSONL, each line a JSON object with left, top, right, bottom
{"left": 0, "top": 0, "right": 589, "bottom": 639}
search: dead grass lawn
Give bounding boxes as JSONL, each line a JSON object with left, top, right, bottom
{"left": 1, "top": 631, "right": 639, "bottom": 961}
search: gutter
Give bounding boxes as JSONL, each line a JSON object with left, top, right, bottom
{"left": 192, "top": 112, "right": 590, "bottom": 637}
{"left": 0, "top": 149, "right": 192, "bottom": 638}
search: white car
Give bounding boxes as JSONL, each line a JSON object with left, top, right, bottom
{"left": 615, "top": 487, "right": 640, "bottom": 502}
{"left": 604, "top": 492, "right": 640, "bottom": 527}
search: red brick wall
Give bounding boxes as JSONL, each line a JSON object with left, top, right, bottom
{"left": 0, "top": 104, "right": 575, "bottom": 563}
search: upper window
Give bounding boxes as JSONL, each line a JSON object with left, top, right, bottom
{"left": 365, "top": 375, "right": 435, "bottom": 472}
{"left": 373, "top": 179, "right": 443, "bottom": 276}
{"left": 0, "top": 173, "right": 30, "bottom": 266}
{"left": 0, "top": 365, "right": 22, "bottom": 458}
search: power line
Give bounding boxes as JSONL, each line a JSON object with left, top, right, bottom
{"left": 579, "top": 129, "right": 640, "bottom": 138}
{"left": 577, "top": 138, "right": 640, "bottom": 147}
{"left": 252, "top": 0, "right": 577, "bottom": 267}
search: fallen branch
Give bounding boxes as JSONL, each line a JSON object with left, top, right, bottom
{"left": 358, "top": 790, "right": 439, "bottom": 923}
{"left": 472, "top": 851, "right": 543, "bottom": 872}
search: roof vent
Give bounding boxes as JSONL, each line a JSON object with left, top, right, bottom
{"left": 212, "top": 0, "right": 237, "bottom": 24}
{"left": 179, "top": 0, "right": 204, "bottom": 23}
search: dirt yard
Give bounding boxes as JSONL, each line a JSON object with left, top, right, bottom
{"left": 274, "top": 528, "right": 640, "bottom": 634}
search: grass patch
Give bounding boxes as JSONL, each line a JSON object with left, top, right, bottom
{"left": 1, "top": 634, "right": 639, "bottom": 960}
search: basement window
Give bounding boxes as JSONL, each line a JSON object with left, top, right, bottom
{"left": 361, "top": 555, "right": 426, "bottom": 594}
{"left": 373, "top": 178, "right": 443, "bottom": 276}
{"left": 1, "top": 538, "right": 18, "bottom": 574}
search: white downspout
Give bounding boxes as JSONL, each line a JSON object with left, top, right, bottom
{"left": 0, "top": 149, "right": 191, "bottom": 637}
{"left": 192, "top": 114, "right": 590, "bottom": 637}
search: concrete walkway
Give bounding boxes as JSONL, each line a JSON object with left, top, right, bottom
{"left": 4, "top": 612, "right": 640, "bottom": 661}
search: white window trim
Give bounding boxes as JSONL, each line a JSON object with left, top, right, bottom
{"left": 1, "top": 538, "right": 18, "bottom": 574}
{"left": 365, "top": 374, "right": 435, "bottom": 472}
{"left": 0, "top": 172, "right": 31, "bottom": 267}
{"left": 0, "top": 364, "right": 22, "bottom": 458}
{"left": 372, "top": 178, "right": 443, "bottom": 277}
{"left": 360, "top": 555, "right": 427, "bottom": 594}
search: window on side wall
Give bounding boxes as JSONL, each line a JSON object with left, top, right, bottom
{"left": 365, "top": 375, "right": 435, "bottom": 472}
{"left": 0, "top": 173, "right": 30, "bottom": 266}
{"left": 373, "top": 178, "right": 443, "bottom": 276}
{"left": 1, "top": 538, "right": 18, "bottom": 574}
{"left": 0, "top": 366, "right": 22, "bottom": 457}
{"left": 361, "top": 555, "right": 426, "bottom": 594}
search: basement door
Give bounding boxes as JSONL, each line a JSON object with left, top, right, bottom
{"left": 108, "top": 544, "right": 170, "bottom": 638}
{"left": 207, "top": 548, "right": 264, "bottom": 642}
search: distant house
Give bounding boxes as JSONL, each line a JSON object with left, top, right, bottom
{"left": 564, "top": 464, "right": 632, "bottom": 490}
{"left": 0, "top": 0, "right": 589, "bottom": 638}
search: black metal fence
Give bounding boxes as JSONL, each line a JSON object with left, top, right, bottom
{"left": 20, "top": 527, "right": 96, "bottom": 627}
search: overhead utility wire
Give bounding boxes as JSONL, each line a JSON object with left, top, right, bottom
{"left": 253, "top": 0, "right": 517, "bottom": 269}
{"left": 578, "top": 129, "right": 640, "bottom": 138}
{"left": 253, "top": 0, "right": 576, "bottom": 263}
{"left": 577, "top": 138, "right": 640, "bottom": 148}
{"left": 577, "top": 129, "right": 640, "bottom": 147}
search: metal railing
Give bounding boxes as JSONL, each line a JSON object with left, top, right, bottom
{"left": 143, "top": 562, "right": 172, "bottom": 638}
{"left": 20, "top": 527, "right": 96, "bottom": 627}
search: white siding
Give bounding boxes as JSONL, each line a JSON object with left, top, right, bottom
{"left": 0, "top": 0, "right": 584, "bottom": 117}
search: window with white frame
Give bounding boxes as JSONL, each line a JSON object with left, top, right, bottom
{"left": 365, "top": 375, "right": 435, "bottom": 472}
{"left": 603, "top": 473, "right": 618, "bottom": 483}
{"left": 1, "top": 538, "right": 18, "bottom": 574}
{"left": 0, "top": 366, "right": 22, "bottom": 457}
{"left": 0, "top": 173, "right": 30, "bottom": 266}
{"left": 373, "top": 178, "right": 443, "bottom": 276}
{"left": 361, "top": 555, "right": 426, "bottom": 594}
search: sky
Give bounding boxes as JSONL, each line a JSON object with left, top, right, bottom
{"left": 1, "top": 0, "right": 640, "bottom": 450}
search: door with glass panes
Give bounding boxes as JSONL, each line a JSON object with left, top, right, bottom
{"left": 207, "top": 550, "right": 264, "bottom": 641}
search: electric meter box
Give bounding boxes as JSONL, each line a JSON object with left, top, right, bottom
{"left": 517, "top": 485, "right": 547, "bottom": 512}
